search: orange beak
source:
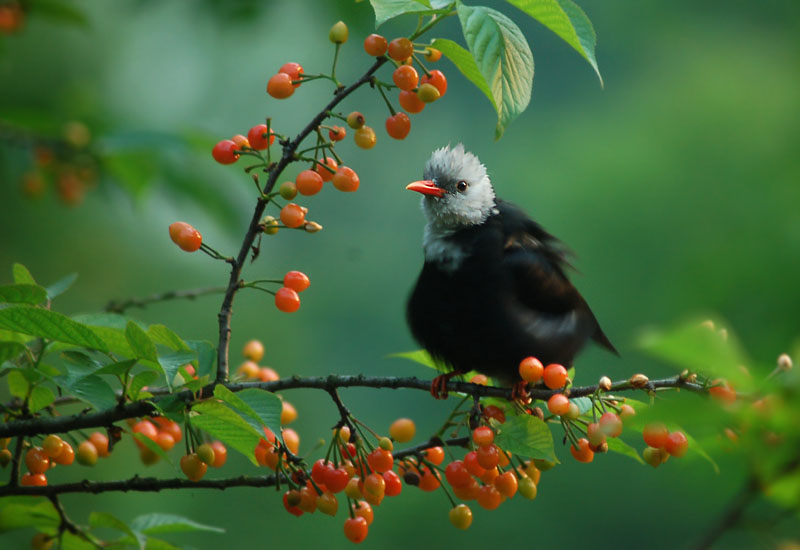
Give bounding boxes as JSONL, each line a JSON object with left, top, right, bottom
{"left": 406, "top": 180, "right": 445, "bottom": 198}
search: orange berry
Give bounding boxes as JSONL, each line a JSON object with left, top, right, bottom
{"left": 477, "top": 484, "right": 502, "bottom": 510}
{"left": 275, "top": 287, "right": 301, "bottom": 313}
{"left": 155, "top": 431, "right": 176, "bottom": 451}
{"left": 76, "top": 441, "right": 98, "bottom": 466}
{"left": 237, "top": 360, "right": 260, "bottom": 379}
{"left": 343, "top": 516, "right": 368, "bottom": 543}
{"left": 180, "top": 453, "right": 208, "bottom": 481}
{"left": 385, "top": 112, "right": 411, "bottom": 140}
{"left": 476, "top": 444, "right": 499, "bottom": 469}
{"left": 352, "top": 500, "right": 374, "bottom": 525}
{"left": 494, "top": 471, "right": 518, "bottom": 498}
{"left": 296, "top": 169, "right": 324, "bottom": 196}
{"left": 398, "top": 90, "right": 425, "bottom": 114}
{"left": 392, "top": 65, "right": 419, "bottom": 91}
{"left": 282, "top": 428, "right": 300, "bottom": 454}
{"left": 665, "top": 431, "right": 689, "bottom": 457}
{"left": 389, "top": 418, "right": 416, "bottom": 442}
{"left": 314, "top": 157, "right": 338, "bottom": 182}
{"left": 168, "top": 222, "right": 202, "bottom": 252}
{"left": 53, "top": 442, "right": 74, "bottom": 465}
{"left": 464, "top": 451, "right": 486, "bottom": 477}
{"left": 42, "top": 435, "right": 65, "bottom": 459}
{"left": 425, "top": 47, "right": 442, "bottom": 62}
{"left": 247, "top": 124, "right": 275, "bottom": 149}
{"left": 547, "top": 393, "right": 571, "bottom": 416}
{"left": 21, "top": 472, "right": 47, "bottom": 486}
{"left": 89, "top": 431, "right": 110, "bottom": 457}
{"left": 267, "top": 73, "right": 295, "bottom": 99}
{"left": 328, "top": 126, "right": 346, "bottom": 141}
{"left": 231, "top": 134, "right": 250, "bottom": 149}
{"left": 283, "top": 271, "right": 310, "bottom": 293}
{"left": 281, "top": 400, "right": 298, "bottom": 424}
{"left": 543, "top": 363, "right": 568, "bottom": 389}
{"left": 243, "top": 339, "right": 265, "bottom": 362}
{"left": 280, "top": 203, "right": 306, "bottom": 228}
{"left": 364, "top": 34, "right": 388, "bottom": 56}
{"left": 332, "top": 166, "right": 360, "bottom": 192}
{"left": 709, "top": 379, "right": 736, "bottom": 404}
{"left": 366, "top": 448, "right": 394, "bottom": 474}
{"left": 212, "top": 139, "right": 239, "bottom": 164}
{"left": 570, "top": 438, "right": 594, "bottom": 463}
{"left": 259, "top": 367, "right": 280, "bottom": 382}
{"left": 279, "top": 62, "right": 303, "bottom": 87}
{"left": 469, "top": 374, "right": 489, "bottom": 385}
{"left": 25, "top": 447, "right": 50, "bottom": 474}
{"left": 519, "top": 356, "right": 544, "bottom": 383}
{"left": 353, "top": 126, "right": 376, "bottom": 149}
{"left": 425, "top": 446, "right": 445, "bottom": 465}
{"left": 587, "top": 422, "right": 606, "bottom": 447}
{"left": 388, "top": 37, "right": 413, "bottom": 61}
{"left": 472, "top": 426, "right": 494, "bottom": 447}
{"left": 418, "top": 468, "right": 441, "bottom": 491}
{"left": 643, "top": 423, "right": 669, "bottom": 449}
{"left": 421, "top": 69, "right": 447, "bottom": 96}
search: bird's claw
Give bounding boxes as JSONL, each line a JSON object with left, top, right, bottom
{"left": 511, "top": 380, "right": 532, "bottom": 405}
{"left": 430, "top": 371, "right": 461, "bottom": 399}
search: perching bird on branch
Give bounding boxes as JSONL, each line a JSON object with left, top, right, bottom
{"left": 406, "top": 144, "right": 617, "bottom": 399}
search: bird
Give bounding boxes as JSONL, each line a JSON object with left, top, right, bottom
{"left": 405, "top": 144, "right": 617, "bottom": 399}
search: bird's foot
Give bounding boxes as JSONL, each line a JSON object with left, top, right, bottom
{"left": 430, "top": 371, "right": 462, "bottom": 400}
{"left": 511, "top": 380, "right": 532, "bottom": 405}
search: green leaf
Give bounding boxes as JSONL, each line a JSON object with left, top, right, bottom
{"left": 94, "top": 358, "right": 138, "bottom": 377}
{"left": 0, "top": 341, "right": 26, "bottom": 364}
{"left": 128, "top": 370, "right": 159, "bottom": 401}
{"left": 457, "top": 2, "right": 534, "bottom": 139}
{"left": 12, "top": 263, "right": 36, "bottom": 285}
{"left": 125, "top": 321, "right": 158, "bottom": 363}
{"left": 186, "top": 340, "right": 215, "bottom": 378}
{"left": 45, "top": 273, "right": 78, "bottom": 300}
{"left": 57, "top": 374, "right": 117, "bottom": 410}
{"left": 72, "top": 313, "right": 135, "bottom": 356}
{"left": 90, "top": 512, "right": 145, "bottom": 550}
{"left": 389, "top": 349, "right": 447, "bottom": 372}
{"left": 215, "top": 386, "right": 282, "bottom": 438}
{"left": 494, "top": 413, "right": 557, "bottom": 462}
{"left": 159, "top": 350, "right": 197, "bottom": 388}
{"left": 7, "top": 369, "right": 28, "bottom": 398}
{"left": 505, "top": 0, "right": 601, "bottom": 84}
{"left": 133, "top": 433, "right": 175, "bottom": 468}
{"left": 130, "top": 513, "right": 224, "bottom": 535}
{"left": 571, "top": 396, "right": 592, "bottom": 415}
{"left": 0, "top": 306, "right": 108, "bottom": 351}
{"left": 430, "top": 38, "right": 495, "bottom": 105}
{"left": 31, "top": 0, "right": 90, "bottom": 27}
{"left": 368, "top": 0, "right": 436, "bottom": 26}
{"left": 29, "top": 385, "right": 56, "bottom": 412}
{"left": 684, "top": 431, "right": 719, "bottom": 474}
{"left": 0, "top": 498, "right": 59, "bottom": 532}
{"left": 638, "top": 318, "right": 751, "bottom": 387}
{"left": 191, "top": 401, "right": 261, "bottom": 464}
{"left": 147, "top": 325, "right": 190, "bottom": 351}
{"left": 605, "top": 437, "right": 644, "bottom": 464}
{"left": 0, "top": 284, "right": 47, "bottom": 304}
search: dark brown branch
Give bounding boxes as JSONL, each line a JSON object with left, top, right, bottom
{"left": 104, "top": 286, "right": 228, "bottom": 313}
{"left": 214, "top": 56, "right": 388, "bottom": 384}
{"left": 49, "top": 494, "right": 81, "bottom": 535}
{"left": 0, "top": 374, "right": 705, "bottom": 439}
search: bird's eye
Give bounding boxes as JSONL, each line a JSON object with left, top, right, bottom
{"left": 456, "top": 180, "right": 468, "bottom": 192}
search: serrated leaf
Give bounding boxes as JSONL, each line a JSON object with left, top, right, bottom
{"left": 60, "top": 532, "right": 99, "bottom": 550}
{"left": 147, "top": 325, "right": 190, "bottom": 351}
{"left": 216, "top": 386, "right": 282, "bottom": 438}
{"left": 0, "top": 341, "right": 26, "bottom": 364}
{"left": 0, "top": 284, "right": 47, "bottom": 304}
{"left": 191, "top": 401, "right": 261, "bottom": 464}
{"left": 129, "top": 370, "right": 159, "bottom": 401}
{"left": 638, "top": 319, "right": 751, "bottom": 387}
{"left": 605, "top": 437, "right": 643, "bottom": 464}
{"left": 186, "top": 340, "right": 215, "bottom": 378}
{"left": 494, "top": 413, "right": 557, "bottom": 462}
{"left": 45, "top": 273, "right": 78, "bottom": 300}
{"left": 430, "top": 38, "right": 495, "bottom": 104}
{"left": 90, "top": 512, "right": 145, "bottom": 550}
{"left": 62, "top": 350, "right": 103, "bottom": 370}
{"left": 389, "top": 349, "right": 447, "bottom": 372}
{"left": 457, "top": 3, "right": 534, "bottom": 139}
{"left": 0, "top": 498, "right": 59, "bottom": 532}
{"left": 133, "top": 433, "right": 175, "bottom": 469}
{"left": 368, "top": 0, "right": 436, "bottom": 26}
{"left": 505, "top": 0, "right": 601, "bottom": 84}
{"left": 63, "top": 374, "right": 117, "bottom": 410}
{"left": 0, "top": 306, "right": 107, "bottom": 351}
{"left": 130, "top": 513, "right": 224, "bottom": 535}
{"left": 7, "top": 369, "right": 28, "bottom": 397}
{"left": 12, "top": 263, "right": 36, "bottom": 285}
{"left": 159, "top": 350, "right": 197, "bottom": 388}
{"left": 126, "top": 321, "right": 158, "bottom": 363}
{"left": 94, "top": 358, "right": 138, "bottom": 377}
{"left": 29, "top": 385, "right": 55, "bottom": 412}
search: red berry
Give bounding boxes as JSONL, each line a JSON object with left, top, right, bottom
{"left": 543, "top": 363, "right": 568, "bottom": 389}
{"left": 385, "top": 113, "right": 411, "bottom": 140}
{"left": 21, "top": 472, "right": 47, "bottom": 486}
{"left": 296, "top": 169, "right": 324, "bottom": 196}
{"left": 587, "top": 422, "right": 606, "bottom": 447}
{"left": 328, "top": 126, "right": 346, "bottom": 141}
{"left": 212, "top": 139, "right": 239, "bottom": 164}
{"left": 421, "top": 69, "right": 447, "bottom": 96}
{"left": 398, "top": 90, "right": 425, "bottom": 114}
{"left": 392, "top": 65, "right": 419, "bottom": 91}
{"left": 476, "top": 484, "right": 502, "bottom": 510}
{"left": 476, "top": 444, "right": 499, "bottom": 469}
{"left": 89, "top": 431, "right": 110, "bottom": 457}
{"left": 311, "top": 459, "right": 333, "bottom": 485}
{"left": 444, "top": 460, "right": 472, "bottom": 488}
{"left": 279, "top": 62, "right": 303, "bottom": 87}
{"left": 366, "top": 448, "right": 394, "bottom": 474}
{"left": 314, "top": 157, "right": 338, "bottom": 182}
{"left": 599, "top": 412, "right": 623, "bottom": 438}
{"left": 283, "top": 490, "right": 304, "bottom": 516}
{"left": 168, "top": 222, "right": 202, "bottom": 252}
{"left": 325, "top": 467, "right": 350, "bottom": 493}
{"left": 267, "top": 73, "right": 295, "bottom": 99}
{"left": 247, "top": 124, "right": 275, "bottom": 150}
{"left": 547, "top": 393, "right": 571, "bottom": 416}
{"left": 383, "top": 470, "right": 403, "bottom": 496}
{"left": 275, "top": 287, "right": 300, "bottom": 313}
{"left": 642, "top": 422, "right": 669, "bottom": 449}
{"left": 418, "top": 468, "right": 441, "bottom": 492}
{"left": 464, "top": 451, "right": 486, "bottom": 477}
{"left": 483, "top": 404, "right": 506, "bottom": 424}
{"left": 425, "top": 446, "right": 445, "bottom": 465}
{"left": 52, "top": 442, "right": 74, "bottom": 465}
{"left": 364, "top": 34, "right": 388, "bottom": 56}
{"left": 665, "top": 431, "right": 688, "bottom": 457}
{"left": 283, "top": 271, "right": 310, "bottom": 293}
{"left": 387, "top": 37, "right": 413, "bottom": 61}
{"left": 472, "top": 426, "right": 494, "bottom": 447}
{"left": 132, "top": 421, "right": 157, "bottom": 449}
{"left": 494, "top": 471, "right": 518, "bottom": 498}
{"left": 280, "top": 203, "right": 306, "bottom": 228}
{"left": 343, "top": 516, "right": 368, "bottom": 543}
{"left": 332, "top": 166, "right": 360, "bottom": 192}
{"left": 180, "top": 453, "right": 207, "bottom": 481}
{"left": 25, "top": 447, "right": 49, "bottom": 474}
{"left": 570, "top": 438, "right": 594, "bottom": 463}
{"left": 519, "top": 356, "right": 544, "bottom": 383}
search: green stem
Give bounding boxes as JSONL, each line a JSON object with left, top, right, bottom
{"left": 374, "top": 80, "right": 397, "bottom": 116}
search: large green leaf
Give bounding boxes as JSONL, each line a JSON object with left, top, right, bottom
{"left": 0, "top": 498, "right": 59, "bottom": 532}
{"left": 148, "top": 325, "right": 190, "bottom": 351}
{"left": 29, "top": 385, "right": 56, "bottom": 412}
{"left": 90, "top": 512, "right": 145, "bottom": 550}
{"left": 0, "top": 341, "right": 26, "bottom": 364}
{"left": 493, "top": 413, "right": 557, "bottom": 462}
{"left": 128, "top": 370, "right": 159, "bottom": 401}
{"left": 505, "top": 0, "right": 601, "bottom": 84}
{"left": 0, "top": 306, "right": 107, "bottom": 351}
{"left": 130, "top": 513, "right": 224, "bottom": 535}
{"left": 7, "top": 369, "right": 28, "bottom": 398}
{"left": 430, "top": 38, "right": 494, "bottom": 106}
{"left": 191, "top": 401, "right": 261, "bottom": 464}
{"left": 457, "top": 3, "right": 534, "bottom": 139}
{"left": 368, "top": 0, "right": 437, "bottom": 26}
{"left": 186, "top": 340, "right": 215, "bottom": 378}
{"left": 0, "top": 284, "right": 47, "bottom": 305}
{"left": 605, "top": 437, "right": 644, "bottom": 464}
{"left": 126, "top": 321, "right": 158, "bottom": 363}
{"left": 159, "top": 350, "right": 197, "bottom": 389}
{"left": 223, "top": 387, "right": 283, "bottom": 437}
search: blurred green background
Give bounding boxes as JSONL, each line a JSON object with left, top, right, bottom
{"left": 1, "top": 0, "right": 799, "bottom": 548}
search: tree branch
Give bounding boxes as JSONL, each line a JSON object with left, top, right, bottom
{"left": 214, "top": 56, "right": 388, "bottom": 384}
{"left": 0, "top": 374, "right": 705, "bottom": 439}
{"left": 104, "top": 286, "right": 228, "bottom": 313}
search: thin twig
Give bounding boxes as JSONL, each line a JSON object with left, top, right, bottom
{"left": 104, "top": 286, "right": 228, "bottom": 313}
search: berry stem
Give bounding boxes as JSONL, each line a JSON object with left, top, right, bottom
{"left": 372, "top": 79, "right": 397, "bottom": 116}
{"left": 331, "top": 43, "right": 342, "bottom": 87}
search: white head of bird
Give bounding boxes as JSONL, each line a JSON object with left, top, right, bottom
{"left": 407, "top": 144, "right": 497, "bottom": 230}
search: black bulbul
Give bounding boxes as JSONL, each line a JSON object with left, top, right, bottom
{"left": 405, "top": 144, "right": 616, "bottom": 398}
